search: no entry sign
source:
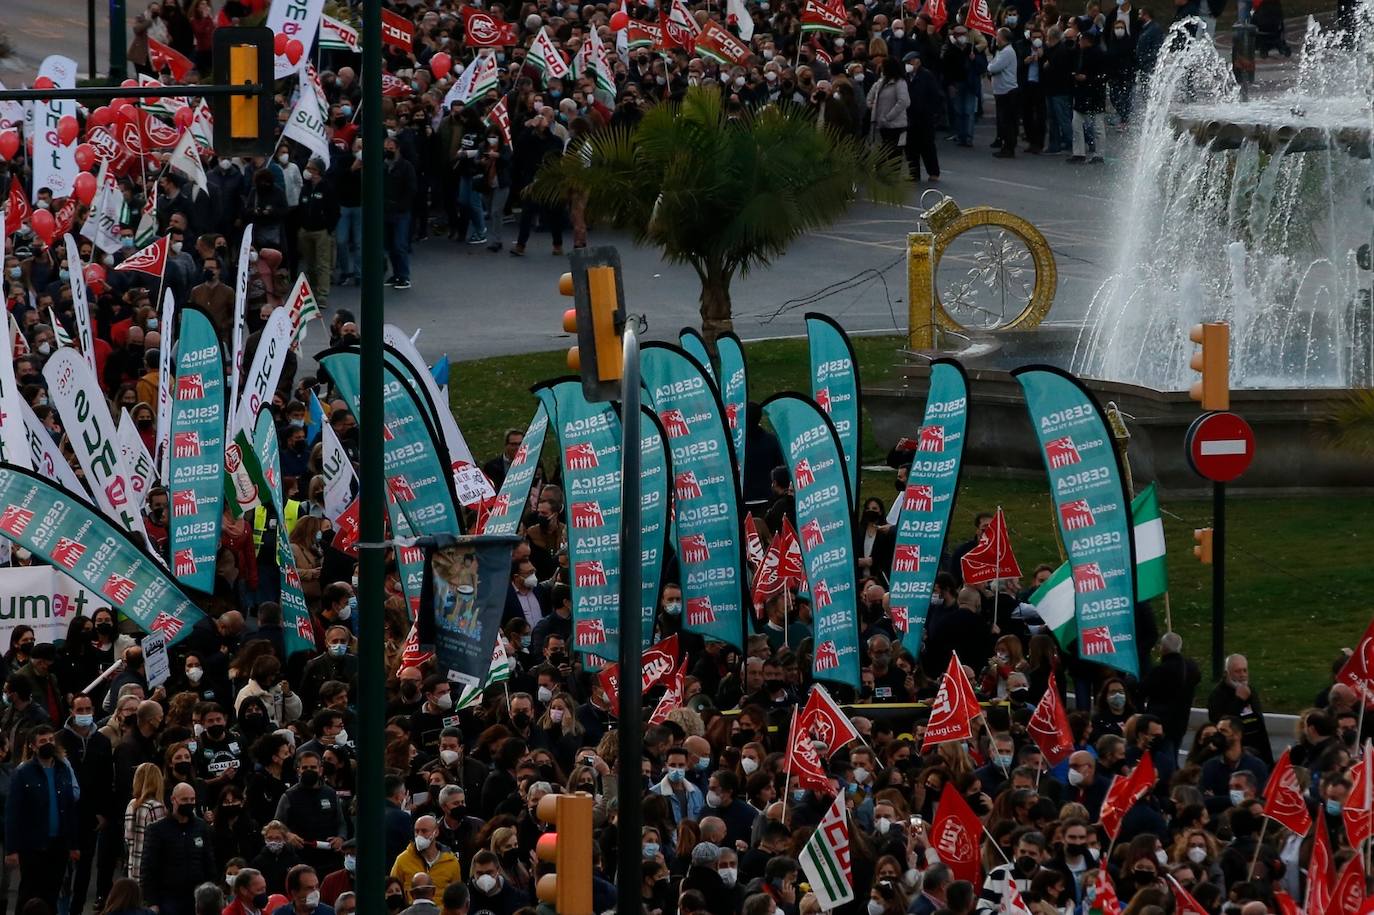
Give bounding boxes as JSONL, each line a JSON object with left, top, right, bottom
{"left": 1186, "top": 412, "right": 1256, "bottom": 483}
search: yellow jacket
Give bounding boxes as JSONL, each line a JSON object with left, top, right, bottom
{"left": 390, "top": 842, "right": 462, "bottom": 902}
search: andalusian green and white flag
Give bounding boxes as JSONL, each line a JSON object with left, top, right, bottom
{"left": 47, "top": 309, "right": 73, "bottom": 348}
{"left": 800, "top": 794, "right": 854, "bottom": 910}
{"left": 284, "top": 273, "right": 323, "bottom": 344}
{"left": 1132, "top": 483, "right": 1168, "bottom": 601}
{"left": 134, "top": 185, "right": 158, "bottom": 247}
{"left": 1035, "top": 483, "right": 1169, "bottom": 644}
{"left": 456, "top": 637, "right": 514, "bottom": 710}
{"left": 529, "top": 27, "right": 570, "bottom": 82}
{"left": 319, "top": 13, "right": 359, "bottom": 52}
{"left": 588, "top": 26, "right": 616, "bottom": 97}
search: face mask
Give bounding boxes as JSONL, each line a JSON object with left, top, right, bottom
{"left": 763, "top": 48, "right": 774, "bottom": 59}
{"left": 37, "top": 342, "right": 53, "bottom": 356}
{"left": 177, "top": 802, "right": 196, "bottom": 818}
{"left": 733, "top": 76, "right": 745, "bottom": 87}
{"left": 278, "top": 154, "right": 290, "bottom": 165}
{"left": 1327, "top": 799, "right": 1343, "bottom": 815}
{"left": 868, "top": 901, "right": 886, "bottom": 915}
{"left": 1229, "top": 789, "right": 1245, "bottom": 806}
{"left": 1007, "top": 15, "right": 1019, "bottom": 24}
{"left": 853, "top": 766, "right": 870, "bottom": 784}
{"left": 171, "top": 241, "right": 183, "bottom": 254}
{"left": 334, "top": 729, "right": 349, "bottom": 746}
{"left": 1010, "top": 688, "right": 1030, "bottom": 704}
{"left": 305, "top": 891, "right": 321, "bottom": 907}
{"left": 719, "top": 866, "right": 738, "bottom": 887}
{"left": 550, "top": 708, "right": 565, "bottom": 723}
{"left": 524, "top": 573, "right": 539, "bottom": 589}
{"left": 434, "top": 693, "right": 453, "bottom": 710}
{"left": 266, "top": 840, "right": 285, "bottom": 853}
{"left": 8, "top": 267, "right": 20, "bottom": 279}
{"left": 765, "top": 72, "right": 777, "bottom": 82}
{"left": 957, "top": 35, "right": 969, "bottom": 45}
{"left": 664, "top": 600, "right": 682, "bottom": 616}
{"left": 706, "top": 790, "right": 722, "bottom": 807}
{"left": 187, "top": 666, "right": 204, "bottom": 683}
{"left": 1107, "top": 693, "right": 1127, "bottom": 712}
{"left": 344, "top": 854, "right": 356, "bottom": 873}
{"left": 667, "top": 767, "right": 686, "bottom": 783}
{"left": 58, "top": 268, "right": 70, "bottom": 281}
{"left": 300, "top": 770, "right": 321, "bottom": 788}
{"left": 875, "top": 817, "right": 891, "bottom": 834}
{"left": 122, "top": 238, "right": 135, "bottom": 249}
{"left": 905, "top": 63, "right": 915, "bottom": 73}
{"left": 415, "top": 835, "right": 432, "bottom": 852}
{"left": 254, "top": 892, "right": 271, "bottom": 909}
{"left": 474, "top": 874, "right": 499, "bottom": 894}
{"left": 74, "top": 713, "right": 94, "bottom": 728}
{"left": 741, "top": 757, "right": 759, "bottom": 775}
{"left": 894, "top": 26, "right": 905, "bottom": 36}
{"left": 341, "top": 105, "right": 353, "bottom": 118}
{"left": 1154, "top": 849, "right": 1168, "bottom": 866}
{"left": 219, "top": 158, "right": 232, "bottom": 170}
{"left": 36, "top": 744, "right": 56, "bottom": 761}
{"left": 1065, "top": 842, "right": 1087, "bottom": 859}
{"left": 791, "top": 788, "right": 807, "bottom": 803}
{"left": 995, "top": 754, "right": 1014, "bottom": 768}
{"left": 643, "top": 842, "right": 660, "bottom": 858}
{"left": 440, "top": 749, "right": 460, "bottom": 766}
{"left": 36, "top": 200, "right": 50, "bottom": 210}
{"left": 1015, "top": 855, "right": 1038, "bottom": 875}
{"left": 329, "top": 643, "right": 349, "bottom": 657}
{"left": 537, "top": 685, "right": 554, "bottom": 703}
{"left": 386, "top": 894, "right": 406, "bottom": 911}
{"left": 1187, "top": 846, "right": 1207, "bottom": 864}
{"left": 1067, "top": 768, "right": 1085, "bottom": 787}
{"left": 339, "top": 596, "right": 356, "bottom": 621}
{"left": 1033, "top": 37, "right": 1044, "bottom": 47}
{"left": 1114, "top": 27, "right": 1126, "bottom": 35}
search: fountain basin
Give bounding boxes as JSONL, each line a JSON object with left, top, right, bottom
{"left": 1169, "top": 95, "right": 1373, "bottom": 157}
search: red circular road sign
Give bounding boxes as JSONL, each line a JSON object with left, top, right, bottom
{"left": 1186, "top": 412, "right": 1256, "bottom": 483}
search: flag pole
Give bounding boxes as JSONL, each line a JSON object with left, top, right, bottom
{"left": 1164, "top": 591, "right": 1174, "bottom": 634}
{"left": 1248, "top": 818, "right": 1267, "bottom": 878}
{"left": 981, "top": 717, "right": 1008, "bottom": 777}
{"left": 981, "top": 825, "right": 1013, "bottom": 866}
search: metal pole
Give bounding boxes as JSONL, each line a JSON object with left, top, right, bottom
{"left": 88, "top": 0, "right": 98, "bottom": 81}
{"left": 356, "top": 0, "right": 386, "bottom": 910}
{"left": 109, "top": 0, "right": 127, "bottom": 82}
{"left": 1211, "top": 481, "right": 1225, "bottom": 681}
{"left": 616, "top": 321, "right": 644, "bottom": 904}
{"left": 0, "top": 84, "right": 266, "bottom": 102}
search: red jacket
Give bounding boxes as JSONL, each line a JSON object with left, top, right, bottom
{"left": 222, "top": 894, "right": 287, "bottom": 915}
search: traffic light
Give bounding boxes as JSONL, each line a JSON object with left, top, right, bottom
{"left": 535, "top": 792, "right": 594, "bottom": 915}
{"left": 560, "top": 247, "right": 626, "bottom": 403}
{"left": 1188, "top": 323, "right": 1230, "bottom": 412}
{"left": 1193, "top": 528, "right": 1213, "bottom": 564}
{"left": 212, "top": 27, "right": 274, "bottom": 157}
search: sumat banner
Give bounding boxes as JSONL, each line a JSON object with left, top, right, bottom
{"left": 484, "top": 405, "right": 548, "bottom": 536}
{"left": 717, "top": 334, "right": 748, "bottom": 476}
{"left": 807, "top": 314, "right": 861, "bottom": 510}
{"left": 168, "top": 308, "right": 224, "bottom": 595}
{"left": 31, "top": 57, "right": 79, "bottom": 202}
{"left": 0, "top": 464, "right": 207, "bottom": 644}
{"left": 763, "top": 394, "right": 860, "bottom": 690}
{"left": 320, "top": 348, "right": 462, "bottom": 538}
{"left": 1014, "top": 366, "right": 1138, "bottom": 675}
{"left": 638, "top": 409, "right": 671, "bottom": 649}
{"left": 252, "top": 410, "right": 316, "bottom": 656}
{"left": 641, "top": 344, "right": 746, "bottom": 651}
{"left": 536, "top": 381, "right": 623, "bottom": 663}
{"left": 889, "top": 360, "right": 968, "bottom": 658}
{"left": 422, "top": 537, "right": 519, "bottom": 706}
{"left": 0, "top": 565, "right": 102, "bottom": 645}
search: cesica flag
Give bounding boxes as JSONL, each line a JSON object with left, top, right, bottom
{"left": 168, "top": 308, "right": 224, "bottom": 595}
{"left": 717, "top": 334, "right": 749, "bottom": 476}
{"left": 536, "top": 381, "right": 624, "bottom": 664}
{"left": 641, "top": 345, "right": 746, "bottom": 651}
{"left": 1016, "top": 366, "right": 1137, "bottom": 674}
{"left": 889, "top": 359, "right": 968, "bottom": 659}
{"left": 481, "top": 405, "right": 549, "bottom": 537}
{"left": 763, "top": 394, "right": 860, "bottom": 690}
{"left": 0, "top": 464, "right": 206, "bottom": 644}
{"left": 807, "top": 314, "right": 861, "bottom": 510}
{"left": 252, "top": 410, "right": 316, "bottom": 657}
{"left": 638, "top": 410, "right": 671, "bottom": 650}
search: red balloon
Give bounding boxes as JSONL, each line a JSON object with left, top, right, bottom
{"left": 88, "top": 106, "right": 114, "bottom": 129}
{"left": 175, "top": 106, "right": 194, "bottom": 129}
{"left": 285, "top": 38, "right": 304, "bottom": 65}
{"left": 34, "top": 76, "right": 54, "bottom": 91}
{"left": 120, "top": 78, "right": 139, "bottom": 88}
{"left": 30, "top": 209, "right": 55, "bottom": 245}
{"left": 0, "top": 131, "right": 17, "bottom": 161}
{"left": 57, "top": 115, "right": 80, "bottom": 146}
{"left": 610, "top": 10, "right": 630, "bottom": 30}
{"left": 429, "top": 52, "right": 452, "bottom": 79}
{"left": 274, "top": 32, "right": 289, "bottom": 55}
{"left": 73, "top": 172, "right": 97, "bottom": 205}
{"left": 83, "top": 263, "right": 107, "bottom": 294}
{"left": 74, "top": 143, "right": 96, "bottom": 171}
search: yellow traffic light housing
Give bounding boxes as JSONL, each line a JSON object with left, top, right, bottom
{"left": 535, "top": 792, "right": 594, "bottom": 915}
{"left": 1188, "top": 323, "right": 1230, "bottom": 412}
{"left": 559, "top": 248, "right": 626, "bottom": 403}
{"left": 1193, "top": 527, "right": 1213, "bottom": 564}
{"left": 212, "top": 27, "right": 274, "bottom": 157}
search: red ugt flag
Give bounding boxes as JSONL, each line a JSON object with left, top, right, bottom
{"left": 114, "top": 235, "right": 170, "bottom": 277}
{"left": 1307, "top": 815, "right": 1334, "bottom": 915}
{"left": 1168, "top": 876, "right": 1209, "bottom": 915}
{"left": 1331, "top": 853, "right": 1365, "bottom": 915}
{"left": 1262, "top": 748, "right": 1312, "bottom": 838}
{"left": 147, "top": 36, "right": 194, "bottom": 80}
{"left": 1027, "top": 672, "right": 1074, "bottom": 766}
{"left": 965, "top": 0, "right": 998, "bottom": 35}
{"left": 1091, "top": 870, "right": 1122, "bottom": 915}
{"left": 6, "top": 177, "right": 30, "bottom": 236}
{"left": 785, "top": 711, "right": 833, "bottom": 795}
{"left": 921, "top": 653, "right": 980, "bottom": 751}
{"left": 797, "top": 684, "right": 860, "bottom": 757}
{"left": 930, "top": 783, "right": 982, "bottom": 886}
{"left": 1098, "top": 752, "right": 1155, "bottom": 840}
{"left": 960, "top": 506, "right": 1021, "bottom": 585}
{"left": 1345, "top": 744, "right": 1374, "bottom": 846}
{"left": 1336, "top": 620, "right": 1374, "bottom": 708}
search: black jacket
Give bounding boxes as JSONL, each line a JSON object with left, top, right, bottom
{"left": 1141, "top": 652, "right": 1201, "bottom": 745}
{"left": 141, "top": 814, "right": 218, "bottom": 904}
{"left": 384, "top": 155, "right": 418, "bottom": 215}
{"left": 57, "top": 721, "right": 115, "bottom": 821}
{"left": 297, "top": 177, "right": 341, "bottom": 232}
{"left": 1071, "top": 44, "right": 1109, "bottom": 113}
{"left": 4, "top": 758, "right": 79, "bottom": 852}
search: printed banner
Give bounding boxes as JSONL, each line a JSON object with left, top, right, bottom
{"left": 0, "top": 316, "right": 30, "bottom": 469}
{"left": 807, "top": 314, "right": 861, "bottom": 509}
{"left": 482, "top": 406, "right": 548, "bottom": 537}
{"left": 168, "top": 308, "right": 224, "bottom": 595}
{"left": 235, "top": 307, "right": 293, "bottom": 438}
{"left": 32, "top": 57, "right": 80, "bottom": 202}
{"left": 20, "top": 401, "right": 80, "bottom": 496}
{"left": 252, "top": 410, "right": 317, "bottom": 656}
{"left": 535, "top": 381, "right": 623, "bottom": 663}
{"left": 717, "top": 334, "right": 748, "bottom": 476}
{"left": 115, "top": 411, "right": 155, "bottom": 510}
{"left": 641, "top": 344, "right": 746, "bottom": 650}
{"left": 638, "top": 409, "right": 671, "bottom": 649}
{"left": 154, "top": 289, "right": 175, "bottom": 482}
{"left": 423, "top": 538, "right": 519, "bottom": 704}
{"left": 383, "top": 328, "right": 493, "bottom": 507}
{"left": 282, "top": 78, "right": 330, "bottom": 170}
{"left": 266, "top": 0, "right": 327, "bottom": 78}
{"left": 762, "top": 394, "right": 860, "bottom": 690}
{"left": 320, "top": 421, "right": 356, "bottom": 522}
{"left": 319, "top": 13, "right": 360, "bottom": 52}
{"left": 63, "top": 235, "right": 97, "bottom": 381}
{"left": 1014, "top": 366, "right": 1138, "bottom": 675}
{"left": 0, "top": 565, "right": 103, "bottom": 645}
{"left": 43, "top": 349, "right": 150, "bottom": 543}
{"left": 230, "top": 224, "right": 254, "bottom": 426}
{"left": 0, "top": 465, "right": 206, "bottom": 643}
{"left": 80, "top": 159, "right": 124, "bottom": 255}
{"left": 889, "top": 360, "right": 968, "bottom": 657}
{"left": 678, "top": 329, "right": 714, "bottom": 382}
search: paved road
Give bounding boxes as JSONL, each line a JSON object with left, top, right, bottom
{"left": 1, "top": 0, "right": 112, "bottom": 82}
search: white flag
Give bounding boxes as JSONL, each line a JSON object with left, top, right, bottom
{"left": 282, "top": 75, "right": 331, "bottom": 164}
{"left": 799, "top": 794, "right": 854, "bottom": 911}
{"left": 154, "top": 288, "right": 175, "bottom": 483}
{"left": 19, "top": 401, "right": 83, "bottom": 494}
{"left": 441, "top": 64, "right": 472, "bottom": 111}
{"left": 321, "top": 421, "right": 356, "bottom": 522}
{"left": 727, "top": 0, "right": 754, "bottom": 40}
{"left": 234, "top": 307, "right": 294, "bottom": 436}
{"left": 167, "top": 129, "right": 208, "bottom": 195}
{"left": 63, "top": 235, "right": 98, "bottom": 381}
{"left": 116, "top": 409, "right": 157, "bottom": 510}
{"left": 80, "top": 159, "right": 125, "bottom": 255}
{"left": 0, "top": 295, "right": 32, "bottom": 469}
{"left": 190, "top": 101, "right": 214, "bottom": 151}
{"left": 230, "top": 224, "right": 254, "bottom": 433}
{"left": 31, "top": 57, "right": 79, "bottom": 202}
{"left": 266, "top": 0, "right": 326, "bottom": 79}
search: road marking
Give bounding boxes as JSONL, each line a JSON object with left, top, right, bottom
{"left": 976, "top": 176, "right": 1050, "bottom": 192}
{"left": 1200, "top": 440, "right": 1248, "bottom": 456}
{"left": 809, "top": 233, "right": 905, "bottom": 251}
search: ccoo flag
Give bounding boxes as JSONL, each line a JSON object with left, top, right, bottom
{"left": 799, "top": 794, "right": 854, "bottom": 910}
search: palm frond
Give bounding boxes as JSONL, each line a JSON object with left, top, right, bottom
{"left": 1324, "top": 389, "right": 1374, "bottom": 455}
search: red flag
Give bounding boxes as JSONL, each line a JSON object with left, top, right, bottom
{"left": 921, "top": 653, "right": 979, "bottom": 750}
{"left": 332, "top": 498, "right": 360, "bottom": 556}
{"left": 1092, "top": 870, "right": 1122, "bottom": 915}
{"left": 1308, "top": 815, "right": 1335, "bottom": 915}
{"left": 1098, "top": 753, "right": 1155, "bottom": 840}
{"left": 461, "top": 7, "right": 518, "bottom": 46}
{"left": 147, "top": 36, "right": 194, "bottom": 80}
{"left": 798, "top": 685, "right": 860, "bottom": 756}
{"left": 51, "top": 197, "right": 78, "bottom": 239}
{"left": 114, "top": 235, "right": 170, "bottom": 277}
{"left": 1027, "top": 672, "right": 1074, "bottom": 766}
{"left": 483, "top": 96, "right": 512, "bottom": 146}
{"left": 647, "top": 659, "right": 689, "bottom": 725}
{"left": 801, "top": 0, "right": 847, "bottom": 31}
{"left": 923, "top": 0, "right": 949, "bottom": 30}
{"left": 597, "top": 634, "right": 679, "bottom": 716}
{"left": 381, "top": 73, "right": 413, "bottom": 98}
{"left": 6, "top": 177, "right": 29, "bottom": 236}
{"left": 381, "top": 8, "right": 415, "bottom": 50}
{"left": 1345, "top": 745, "right": 1374, "bottom": 846}
{"left": 1332, "top": 854, "right": 1365, "bottom": 915}
{"left": 1263, "top": 748, "right": 1313, "bottom": 837}
{"left": 399, "top": 621, "right": 432, "bottom": 670}
{"left": 1276, "top": 891, "right": 1300, "bottom": 915}
{"left": 1336, "top": 620, "right": 1374, "bottom": 708}
{"left": 785, "top": 710, "right": 833, "bottom": 795}
{"left": 960, "top": 506, "right": 1022, "bottom": 585}
{"left": 752, "top": 518, "right": 806, "bottom": 616}
{"left": 744, "top": 512, "right": 766, "bottom": 573}
{"left": 1167, "top": 877, "right": 1209, "bottom": 915}
{"left": 964, "top": 0, "right": 997, "bottom": 35}
{"left": 930, "top": 783, "right": 982, "bottom": 885}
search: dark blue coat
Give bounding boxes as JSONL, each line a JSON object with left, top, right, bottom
{"left": 4, "top": 758, "right": 79, "bottom": 852}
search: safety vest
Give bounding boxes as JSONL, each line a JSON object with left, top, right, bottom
{"left": 250, "top": 500, "right": 302, "bottom": 549}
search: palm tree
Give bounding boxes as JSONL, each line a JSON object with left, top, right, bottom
{"left": 529, "top": 86, "right": 909, "bottom": 342}
{"left": 1325, "top": 389, "right": 1374, "bottom": 455}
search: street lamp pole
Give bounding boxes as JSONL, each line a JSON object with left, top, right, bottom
{"left": 356, "top": 0, "right": 387, "bottom": 911}
{"left": 109, "top": 0, "right": 127, "bottom": 82}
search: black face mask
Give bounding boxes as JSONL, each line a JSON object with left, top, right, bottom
{"left": 1010, "top": 688, "right": 1030, "bottom": 704}
{"left": 174, "top": 762, "right": 193, "bottom": 776}
{"left": 386, "top": 894, "right": 406, "bottom": 911}
{"left": 207, "top": 725, "right": 227, "bottom": 742}
{"left": 300, "top": 770, "right": 321, "bottom": 788}
{"left": 177, "top": 802, "right": 196, "bottom": 818}
{"left": 512, "top": 712, "right": 531, "bottom": 729}
{"left": 253, "top": 892, "right": 271, "bottom": 909}
{"left": 1015, "top": 855, "right": 1039, "bottom": 876}
{"left": 1064, "top": 842, "right": 1088, "bottom": 859}
{"left": 765, "top": 678, "right": 786, "bottom": 693}
{"left": 399, "top": 681, "right": 420, "bottom": 701}
{"left": 96, "top": 622, "right": 114, "bottom": 637}
{"left": 36, "top": 744, "right": 55, "bottom": 761}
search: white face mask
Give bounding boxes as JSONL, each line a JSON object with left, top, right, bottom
{"left": 733, "top": 76, "right": 745, "bottom": 87}
{"left": 1229, "top": 789, "right": 1245, "bottom": 806}
{"left": 905, "top": 63, "right": 915, "bottom": 73}
{"left": 523, "top": 573, "right": 539, "bottom": 589}
{"left": 1154, "top": 849, "right": 1168, "bottom": 866}
{"left": 414, "top": 835, "right": 433, "bottom": 852}
{"left": 333, "top": 729, "right": 349, "bottom": 745}
{"left": 853, "top": 766, "right": 870, "bottom": 784}
{"left": 440, "top": 749, "right": 461, "bottom": 766}
{"left": 893, "top": 27, "right": 904, "bottom": 36}
{"left": 875, "top": 817, "right": 892, "bottom": 834}
{"left": 219, "top": 159, "right": 232, "bottom": 170}
{"left": 278, "top": 153, "right": 290, "bottom": 165}
{"left": 765, "top": 71, "right": 778, "bottom": 82}
{"left": 1067, "top": 768, "right": 1085, "bottom": 787}
{"left": 719, "top": 867, "right": 738, "bottom": 887}
{"left": 305, "top": 891, "right": 321, "bottom": 907}
{"left": 868, "top": 900, "right": 886, "bottom": 915}
{"left": 1187, "top": 847, "right": 1207, "bottom": 864}
{"left": 706, "top": 790, "right": 722, "bottom": 808}
{"left": 475, "top": 874, "right": 500, "bottom": 894}
{"left": 537, "top": 685, "right": 553, "bottom": 703}
{"left": 434, "top": 693, "right": 453, "bottom": 710}
{"left": 741, "top": 757, "right": 759, "bottom": 775}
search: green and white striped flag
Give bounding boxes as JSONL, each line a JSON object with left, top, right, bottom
{"left": 48, "top": 309, "right": 74, "bottom": 348}
{"left": 1034, "top": 483, "right": 1170, "bottom": 644}
{"left": 319, "top": 13, "right": 360, "bottom": 52}
{"left": 1132, "top": 483, "right": 1168, "bottom": 601}
{"left": 800, "top": 794, "right": 853, "bottom": 910}
{"left": 488, "top": 638, "right": 513, "bottom": 685}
